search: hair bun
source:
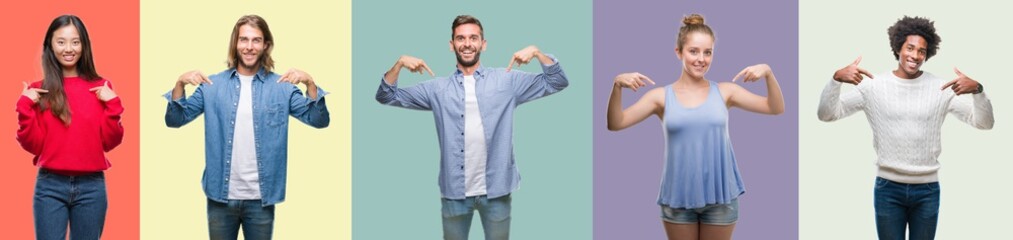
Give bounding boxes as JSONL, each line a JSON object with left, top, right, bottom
{"left": 683, "top": 14, "right": 705, "bottom": 26}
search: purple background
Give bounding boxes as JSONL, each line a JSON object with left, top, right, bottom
{"left": 593, "top": 0, "right": 799, "bottom": 239}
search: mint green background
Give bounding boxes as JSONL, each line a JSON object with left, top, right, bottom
{"left": 352, "top": 1, "right": 592, "bottom": 239}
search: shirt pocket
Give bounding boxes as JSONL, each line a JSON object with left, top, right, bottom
{"left": 265, "top": 103, "right": 287, "bottom": 127}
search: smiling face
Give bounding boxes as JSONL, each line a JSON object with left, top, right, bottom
{"left": 51, "top": 24, "right": 82, "bottom": 74}
{"left": 676, "top": 32, "right": 714, "bottom": 79}
{"left": 894, "top": 35, "right": 927, "bottom": 79}
{"left": 450, "top": 23, "right": 486, "bottom": 68}
{"left": 236, "top": 24, "right": 266, "bottom": 73}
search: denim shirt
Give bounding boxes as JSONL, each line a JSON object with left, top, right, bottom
{"left": 375, "top": 57, "right": 568, "bottom": 199}
{"left": 165, "top": 68, "right": 329, "bottom": 206}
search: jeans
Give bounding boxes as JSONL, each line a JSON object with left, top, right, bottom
{"left": 33, "top": 169, "right": 107, "bottom": 240}
{"left": 874, "top": 177, "right": 940, "bottom": 240}
{"left": 207, "top": 199, "right": 275, "bottom": 240}
{"left": 441, "top": 194, "right": 511, "bottom": 240}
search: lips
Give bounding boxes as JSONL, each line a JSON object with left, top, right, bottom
{"left": 905, "top": 60, "right": 919, "bottom": 69}
{"left": 62, "top": 54, "right": 75, "bottom": 62}
{"left": 242, "top": 52, "right": 257, "bottom": 61}
{"left": 692, "top": 64, "right": 707, "bottom": 72}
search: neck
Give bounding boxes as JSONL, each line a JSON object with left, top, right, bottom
{"left": 458, "top": 62, "right": 480, "bottom": 76}
{"left": 62, "top": 66, "right": 78, "bottom": 78}
{"left": 238, "top": 65, "right": 260, "bottom": 76}
{"left": 674, "top": 71, "right": 707, "bottom": 87}
{"left": 892, "top": 69, "right": 923, "bottom": 80}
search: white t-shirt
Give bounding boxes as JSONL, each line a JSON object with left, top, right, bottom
{"left": 228, "top": 74, "right": 262, "bottom": 199}
{"left": 462, "top": 75, "right": 488, "bottom": 197}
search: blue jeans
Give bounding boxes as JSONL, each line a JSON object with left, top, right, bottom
{"left": 874, "top": 177, "right": 940, "bottom": 240}
{"left": 207, "top": 199, "right": 275, "bottom": 240}
{"left": 661, "top": 198, "right": 739, "bottom": 225}
{"left": 33, "top": 169, "right": 107, "bottom": 240}
{"left": 441, "top": 194, "right": 511, "bottom": 240}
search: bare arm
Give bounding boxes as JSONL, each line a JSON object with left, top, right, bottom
{"left": 726, "top": 64, "right": 785, "bottom": 115}
{"left": 607, "top": 72, "right": 663, "bottom": 131}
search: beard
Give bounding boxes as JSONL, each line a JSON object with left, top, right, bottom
{"left": 455, "top": 48, "right": 480, "bottom": 67}
{"left": 239, "top": 52, "right": 262, "bottom": 71}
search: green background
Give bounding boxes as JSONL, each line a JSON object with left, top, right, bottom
{"left": 351, "top": 0, "right": 592, "bottom": 239}
{"left": 799, "top": 0, "right": 1013, "bottom": 238}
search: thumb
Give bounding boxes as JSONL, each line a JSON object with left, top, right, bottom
{"left": 104, "top": 81, "right": 110, "bottom": 88}
{"left": 954, "top": 67, "right": 965, "bottom": 77}
{"left": 852, "top": 56, "right": 862, "bottom": 66}
{"left": 23, "top": 81, "right": 29, "bottom": 90}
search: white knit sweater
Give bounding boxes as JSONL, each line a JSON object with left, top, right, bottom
{"left": 818, "top": 71, "right": 994, "bottom": 183}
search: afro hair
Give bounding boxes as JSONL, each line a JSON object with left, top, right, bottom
{"left": 888, "top": 16, "right": 941, "bottom": 61}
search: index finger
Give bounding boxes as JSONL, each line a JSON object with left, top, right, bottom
{"left": 636, "top": 73, "right": 656, "bottom": 85}
{"left": 421, "top": 63, "right": 435, "bottom": 76}
{"left": 278, "top": 71, "right": 292, "bottom": 83}
{"left": 732, "top": 68, "right": 747, "bottom": 82}
{"left": 857, "top": 67, "right": 874, "bottom": 79}
{"left": 201, "top": 73, "right": 213, "bottom": 85}
{"left": 506, "top": 57, "right": 517, "bottom": 72}
{"left": 940, "top": 79, "right": 958, "bottom": 91}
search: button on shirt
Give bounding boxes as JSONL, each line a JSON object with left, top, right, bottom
{"left": 375, "top": 56, "right": 568, "bottom": 200}
{"left": 165, "top": 68, "right": 330, "bottom": 206}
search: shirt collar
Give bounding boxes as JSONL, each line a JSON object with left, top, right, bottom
{"left": 228, "top": 67, "right": 270, "bottom": 82}
{"left": 453, "top": 65, "right": 488, "bottom": 79}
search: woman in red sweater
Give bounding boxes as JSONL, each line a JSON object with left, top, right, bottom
{"left": 17, "top": 15, "right": 124, "bottom": 240}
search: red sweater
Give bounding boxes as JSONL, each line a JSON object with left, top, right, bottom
{"left": 16, "top": 77, "right": 124, "bottom": 174}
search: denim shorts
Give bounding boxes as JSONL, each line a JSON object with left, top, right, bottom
{"left": 661, "top": 198, "right": 739, "bottom": 225}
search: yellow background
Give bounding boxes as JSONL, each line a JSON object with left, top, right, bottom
{"left": 140, "top": 0, "right": 350, "bottom": 239}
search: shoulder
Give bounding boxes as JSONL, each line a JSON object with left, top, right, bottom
{"left": 28, "top": 80, "right": 43, "bottom": 88}
{"left": 416, "top": 75, "right": 454, "bottom": 89}
{"left": 717, "top": 82, "right": 742, "bottom": 91}
{"left": 717, "top": 81, "right": 744, "bottom": 97}
{"left": 919, "top": 71, "right": 946, "bottom": 83}
{"left": 643, "top": 86, "right": 667, "bottom": 103}
{"left": 92, "top": 77, "right": 112, "bottom": 87}
{"left": 207, "top": 69, "right": 234, "bottom": 81}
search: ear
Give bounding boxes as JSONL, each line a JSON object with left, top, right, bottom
{"left": 480, "top": 39, "right": 487, "bottom": 52}
{"left": 449, "top": 40, "right": 454, "bottom": 52}
{"left": 674, "top": 47, "right": 682, "bottom": 60}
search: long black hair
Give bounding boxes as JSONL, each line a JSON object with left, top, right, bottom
{"left": 41, "top": 15, "right": 101, "bottom": 124}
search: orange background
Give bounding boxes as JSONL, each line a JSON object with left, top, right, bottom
{"left": 0, "top": 0, "right": 139, "bottom": 239}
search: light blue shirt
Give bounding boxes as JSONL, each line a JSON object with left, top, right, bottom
{"left": 375, "top": 57, "right": 568, "bottom": 199}
{"left": 659, "top": 83, "right": 744, "bottom": 209}
{"left": 165, "top": 68, "right": 329, "bottom": 206}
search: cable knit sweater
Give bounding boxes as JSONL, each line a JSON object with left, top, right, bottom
{"left": 818, "top": 71, "right": 994, "bottom": 183}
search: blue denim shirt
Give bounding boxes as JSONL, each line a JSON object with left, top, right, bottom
{"left": 165, "top": 68, "right": 329, "bottom": 206}
{"left": 375, "top": 57, "right": 567, "bottom": 199}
